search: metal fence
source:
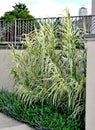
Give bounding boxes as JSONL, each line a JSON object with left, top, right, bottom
{"left": 0, "top": 15, "right": 95, "bottom": 47}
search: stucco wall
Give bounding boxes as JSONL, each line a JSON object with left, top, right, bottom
{"left": 86, "top": 38, "right": 95, "bottom": 130}
{"left": 0, "top": 50, "right": 15, "bottom": 91}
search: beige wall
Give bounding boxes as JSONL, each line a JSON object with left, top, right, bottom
{"left": 0, "top": 50, "right": 15, "bottom": 91}
{"left": 86, "top": 39, "right": 95, "bottom": 130}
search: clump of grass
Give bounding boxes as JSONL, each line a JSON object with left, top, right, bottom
{"left": 11, "top": 9, "right": 86, "bottom": 121}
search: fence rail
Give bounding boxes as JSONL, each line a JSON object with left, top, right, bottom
{"left": 0, "top": 15, "right": 95, "bottom": 48}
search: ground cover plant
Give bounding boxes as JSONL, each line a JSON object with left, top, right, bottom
{"left": 0, "top": 9, "right": 86, "bottom": 129}
{"left": 0, "top": 90, "right": 84, "bottom": 130}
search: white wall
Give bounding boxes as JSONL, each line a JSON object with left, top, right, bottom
{"left": 86, "top": 38, "right": 95, "bottom": 130}
{"left": 0, "top": 50, "right": 14, "bottom": 91}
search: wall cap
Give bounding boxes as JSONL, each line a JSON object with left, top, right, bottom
{"left": 84, "top": 34, "right": 95, "bottom": 41}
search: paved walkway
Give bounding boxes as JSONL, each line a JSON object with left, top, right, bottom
{"left": 0, "top": 113, "right": 35, "bottom": 130}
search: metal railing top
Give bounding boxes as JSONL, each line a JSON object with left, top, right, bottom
{"left": 0, "top": 15, "right": 95, "bottom": 49}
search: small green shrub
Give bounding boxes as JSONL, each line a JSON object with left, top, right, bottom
{"left": 0, "top": 90, "right": 84, "bottom": 130}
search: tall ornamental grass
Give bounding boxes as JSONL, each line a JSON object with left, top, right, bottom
{"left": 11, "top": 10, "right": 86, "bottom": 119}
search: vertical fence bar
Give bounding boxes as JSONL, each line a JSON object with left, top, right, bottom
{"left": 14, "top": 19, "right": 17, "bottom": 45}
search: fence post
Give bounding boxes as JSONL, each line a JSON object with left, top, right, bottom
{"left": 85, "top": 34, "right": 95, "bottom": 130}
{"left": 14, "top": 19, "right": 17, "bottom": 45}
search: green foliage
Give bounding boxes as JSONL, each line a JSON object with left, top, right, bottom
{"left": 0, "top": 2, "right": 34, "bottom": 19}
{"left": 59, "top": 10, "right": 86, "bottom": 118}
{"left": 11, "top": 9, "right": 86, "bottom": 120}
{"left": 0, "top": 90, "right": 84, "bottom": 130}
{"left": 13, "top": 2, "right": 29, "bottom": 13}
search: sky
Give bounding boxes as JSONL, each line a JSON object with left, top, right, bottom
{"left": 0, "top": 0, "right": 91, "bottom": 18}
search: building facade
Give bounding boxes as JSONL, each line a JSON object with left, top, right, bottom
{"left": 79, "top": 7, "right": 88, "bottom": 16}
{"left": 92, "top": 0, "right": 95, "bottom": 15}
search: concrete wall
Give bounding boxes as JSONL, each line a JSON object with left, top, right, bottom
{"left": 0, "top": 50, "right": 15, "bottom": 91}
{"left": 86, "top": 37, "right": 95, "bottom": 130}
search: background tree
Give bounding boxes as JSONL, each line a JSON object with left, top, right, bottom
{"left": 0, "top": 2, "right": 34, "bottom": 19}
{"left": 0, "top": 2, "right": 39, "bottom": 42}
{"left": 13, "top": 2, "right": 29, "bottom": 13}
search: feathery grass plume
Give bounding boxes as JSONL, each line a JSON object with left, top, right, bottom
{"left": 11, "top": 9, "right": 86, "bottom": 119}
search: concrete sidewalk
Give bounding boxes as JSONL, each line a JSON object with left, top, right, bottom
{"left": 0, "top": 113, "right": 35, "bottom": 130}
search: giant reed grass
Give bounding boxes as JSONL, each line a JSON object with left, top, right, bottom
{"left": 11, "top": 9, "right": 86, "bottom": 119}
